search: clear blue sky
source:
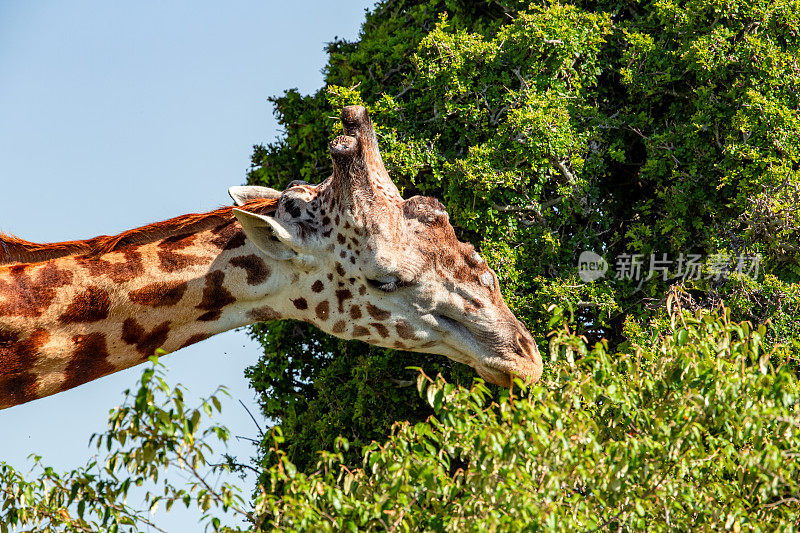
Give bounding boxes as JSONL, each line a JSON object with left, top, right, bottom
{"left": 0, "top": 1, "right": 374, "bottom": 530}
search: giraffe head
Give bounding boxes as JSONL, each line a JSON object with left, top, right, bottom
{"left": 231, "top": 106, "right": 542, "bottom": 386}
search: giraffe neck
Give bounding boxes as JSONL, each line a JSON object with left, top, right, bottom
{"left": 0, "top": 217, "right": 295, "bottom": 409}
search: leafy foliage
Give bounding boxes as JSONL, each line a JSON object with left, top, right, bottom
{"left": 0, "top": 358, "right": 249, "bottom": 533}
{"left": 8, "top": 307, "right": 798, "bottom": 531}
{"left": 257, "top": 307, "right": 800, "bottom": 531}
{"left": 245, "top": 321, "right": 473, "bottom": 472}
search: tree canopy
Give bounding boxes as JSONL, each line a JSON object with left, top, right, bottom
{"left": 246, "top": 0, "right": 800, "bottom": 476}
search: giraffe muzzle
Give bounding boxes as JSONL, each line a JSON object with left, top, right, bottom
{"left": 513, "top": 322, "right": 543, "bottom": 382}
{"left": 477, "top": 325, "right": 542, "bottom": 387}
{"left": 428, "top": 312, "right": 542, "bottom": 387}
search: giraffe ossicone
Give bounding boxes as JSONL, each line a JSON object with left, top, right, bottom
{"left": 0, "top": 106, "right": 542, "bottom": 409}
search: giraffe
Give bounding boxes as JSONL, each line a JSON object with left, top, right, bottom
{"left": 0, "top": 106, "right": 542, "bottom": 410}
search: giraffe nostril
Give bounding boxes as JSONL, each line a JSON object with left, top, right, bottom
{"left": 516, "top": 334, "right": 528, "bottom": 354}
{"left": 515, "top": 330, "right": 539, "bottom": 362}
{"left": 512, "top": 324, "right": 543, "bottom": 382}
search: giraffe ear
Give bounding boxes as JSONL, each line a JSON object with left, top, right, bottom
{"left": 233, "top": 208, "right": 298, "bottom": 261}
{"left": 228, "top": 185, "right": 282, "bottom": 206}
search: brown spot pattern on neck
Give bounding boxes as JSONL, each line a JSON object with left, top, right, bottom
{"left": 0, "top": 328, "right": 48, "bottom": 405}
{"left": 230, "top": 254, "right": 271, "bottom": 285}
{"left": 77, "top": 249, "right": 145, "bottom": 284}
{"left": 157, "top": 250, "right": 207, "bottom": 273}
{"left": 58, "top": 286, "right": 111, "bottom": 323}
{"left": 128, "top": 280, "right": 188, "bottom": 307}
{"left": 62, "top": 333, "right": 114, "bottom": 391}
{"left": 196, "top": 270, "right": 235, "bottom": 321}
{"left": 121, "top": 319, "right": 171, "bottom": 358}
{"left": 0, "top": 263, "right": 73, "bottom": 317}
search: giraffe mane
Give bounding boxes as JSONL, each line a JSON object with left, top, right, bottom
{"left": 0, "top": 197, "right": 279, "bottom": 265}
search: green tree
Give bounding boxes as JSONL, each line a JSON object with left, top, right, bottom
{"left": 245, "top": 0, "right": 800, "bottom": 477}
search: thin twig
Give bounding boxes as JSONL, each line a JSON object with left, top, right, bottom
{"left": 395, "top": 84, "right": 414, "bottom": 99}
{"left": 550, "top": 156, "right": 576, "bottom": 184}
{"left": 759, "top": 497, "right": 800, "bottom": 510}
{"left": 209, "top": 462, "right": 261, "bottom": 475}
{"left": 239, "top": 399, "right": 264, "bottom": 436}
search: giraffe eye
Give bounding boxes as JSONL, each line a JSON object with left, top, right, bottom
{"left": 366, "top": 275, "right": 404, "bottom": 293}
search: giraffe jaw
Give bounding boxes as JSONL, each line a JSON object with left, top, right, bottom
{"left": 425, "top": 313, "right": 541, "bottom": 387}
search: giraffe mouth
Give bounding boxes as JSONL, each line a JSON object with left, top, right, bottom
{"left": 430, "top": 313, "right": 501, "bottom": 368}
{"left": 429, "top": 313, "right": 538, "bottom": 386}
{"left": 431, "top": 314, "right": 482, "bottom": 356}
